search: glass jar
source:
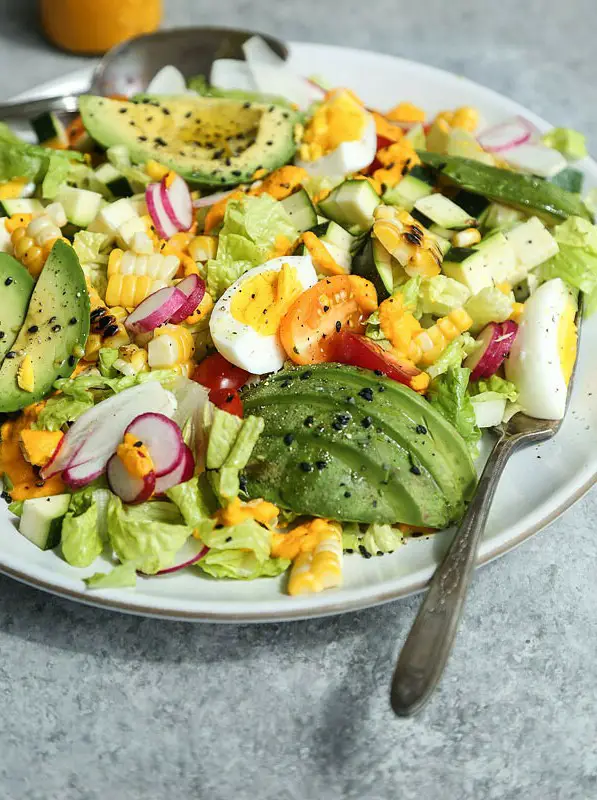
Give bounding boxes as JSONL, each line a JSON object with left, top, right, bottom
{"left": 40, "top": 0, "right": 162, "bottom": 55}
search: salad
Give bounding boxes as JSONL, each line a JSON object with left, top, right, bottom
{"left": 0, "top": 38, "right": 593, "bottom": 596}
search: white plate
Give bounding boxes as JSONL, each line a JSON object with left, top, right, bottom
{"left": 1, "top": 42, "right": 596, "bottom": 622}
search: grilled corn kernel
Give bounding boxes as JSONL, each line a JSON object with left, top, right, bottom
{"left": 148, "top": 324, "right": 195, "bottom": 368}
{"left": 188, "top": 235, "right": 218, "bottom": 263}
{"left": 287, "top": 521, "right": 343, "bottom": 596}
{"left": 5, "top": 214, "right": 32, "bottom": 233}
{"left": 451, "top": 106, "right": 480, "bottom": 132}
{"left": 451, "top": 227, "right": 481, "bottom": 248}
{"left": 145, "top": 160, "right": 169, "bottom": 181}
{"left": 408, "top": 308, "right": 473, "bottom": 365}
{"left": 510, "top": 302, "right": 525, "bottom": 323}
{"left": 105, "top": 274, "right": 167, "bottom": 307}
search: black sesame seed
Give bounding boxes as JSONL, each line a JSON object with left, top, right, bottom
{"left": 27, "top": 325, "right": 39, "bottom": 334}
{"left": 67, "top": 355, "right": 76, "bottom": 367}
{"left": 374, "top": 369, "right": 383, "bottom": 376}
{"left": 344, "top": 490, "right": 352, "bottom": 498}
{"left": 49, "top": 316, "right": 57, "bottom": 324}
{"left": 335, "top": 320, "right": 342, "bottom": 332}
{"left": 300, "top": 370, "right": 312, "bottom": 380}
{"left": 323, "top": 305, "right": 330, "bottom": 312}
{"left": 359, "top": 388, "right": 374, "bottom": 401}
{"left": 410, "top": 465, "right": 422, "bottom": 475}
{"left": 138, "top": 135, "right": 148, "bottom": 142}
{"left": 304, "top": 415, "right": 314, "bottom": 427}
{"left": 224, "top": 394, "right": 234, "bottom": 404}
{"left": 4, "top": 277, "right": 13, "bottom": 286}
{"left": 5, "top": 351, "right": 16, "bottom": 359}
{"left": 280, "top": 379, "right": 291, "bottom": 388}
{"left": 315, "top": 461, "right": 327, "bottom": 470}
{"left": 35, "top": 480, "right": 45, "bottom": 488}
{"left": 361, "top": 416, "right": 373, "bottom": 428}
{"left": 69, "top": 317, "right": 77, "bottom": 325}
{"left": 300, "top": 462, "right": 313, "bottom": 472}
{"left": 416, "top": 424, "right": 427, "bottom": 435}
{"left": 283, "top": 433, "right": 294, "bottom": 446}
{"left": 239, "top": 475, "right": 248, "bottom": 493}
{"left": 0, "top": 332, "right": 4, "bottom": 339}
{"left": 359, "top": 545, "right": 372, "bottom": 559}
{"left": 119, "top": 108, "right": 127, "bottom": 114}
{"left": 346, "top": 396, "right": 355, "bottom": 405}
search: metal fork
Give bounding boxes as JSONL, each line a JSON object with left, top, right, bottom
{"left": 390, "top": 309, "right": 581, "bottom": 717}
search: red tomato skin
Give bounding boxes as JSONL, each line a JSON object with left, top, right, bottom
{"left": 209, "top": 389, "right": 244, "bottom": 417}
{"left": 192, "top": 353, "right": 249, "bottom": 393}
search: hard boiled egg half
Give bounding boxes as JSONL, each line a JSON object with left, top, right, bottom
{"left": 505, "top": 278, "right": 577, "bottom": 420}
{"left": 210, "top": 255, "right": 318, "bottom": 374}
{"left": 295, "top": 89, "right": 377, "bottom": 176}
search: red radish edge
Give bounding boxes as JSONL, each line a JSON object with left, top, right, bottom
{"left": 106, "top": 452, "right": 157, "bottom": 505}
{"left": 465, "top": 321, "right": 518, "bottom": 381}
{"left": 63, "top": 457, "right": 106, "bottom": 489}
{"left": 154, "top": 444, "right": 195, "bottom": 495}
{"left": 160, "top": 174, "right": 193, "bottom": 231}
{"left": 124, "top": 412, "right": 185, "bottom": 478}
{"left": 125, "top": 286, "right": 187, "bottom": 334}
{"left": 146, "top": 182, "right": 178, "bottom": 239}
{"left": 139, "top": 538, "right": 209, "bottom": 576}
{"left": 192, "top": 189, "right": 236, "bottom": 209}
{"left": 168, "top": 274, "right": 206, "bottom": 323}
{"left": 40, "top": 435, "right": 66, "bottom": 479}
{"left": 477, "top": 116, "right": 537, "bottom": 153}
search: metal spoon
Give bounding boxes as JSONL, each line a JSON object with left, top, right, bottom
{"left": 0, "top": 27, "right": 288, "bottom": 121}
{"left": 391, "top": 307, "right": 581, "bottom": 717}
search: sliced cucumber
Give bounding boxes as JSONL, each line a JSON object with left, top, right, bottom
{"left": 31, "top": 112, "right": 68, "bottom": 147}
{"left": 1, "top": 198, "right": 44, "bottom": 217}
{"left": 383, "top": 173, "right": 433, "bottom": 210}
{"left": 321, "top": 241, "right": 351, "bottom": 272}
{"left": 504, "top": 216, "right": 559, "bottom": 273}
{"left": 479, "top": 202, "right": 526, "bottom": 232}
{"left": 404, "top": 124, "right": 426, "bottom": 150}
{"left": 19, "top": 494, "right": 71, "bottom": 551}
{"left": 320, "top": 221, "right": 355, "bottom": 251}
{"left": 443, "top": 233, "right": 518, "bottom": 293}
{"left": 414, "top": 194, "right": 476, "bottom": 229}
{"left": 351, "top": 238, "right": 403, "bottom": 300}
{"left": 95, "top": 163, "right": 134, "bottom": 198}
{"left": 87, "top": 197, "right": 138, "bottom": 237}
{"left": 107, "top": 145, "right": 132, "bottom": 171}
{"left": 452, "top": 190, "right": 490, "bottom": 218}
{"left": 56, "top": 186, "right": 103, "bottom": 228}
{"left": 318, "top": 179, "right": 380, "bottom": 233}
{"left": 280, "top": 188, "right": 317, "bottom": 233}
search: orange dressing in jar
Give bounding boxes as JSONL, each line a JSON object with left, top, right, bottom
{"left": 40, "top": 0, "right": 162, "bottom": 55}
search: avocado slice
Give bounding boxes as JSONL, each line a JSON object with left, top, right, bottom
{"left": 241, "top": 364, "right": 477, "bottom": 526}
{"left": 0, "top": 241, "right": 90, "bottom": 412}
{"left": 0, "top": 254, "right": 34, "bottom": 364}
{"left": 79, "top": 94, "right": 300, "bottom": 187}
{"left": 417, "top": 151, "right": 592, "bottom": 223}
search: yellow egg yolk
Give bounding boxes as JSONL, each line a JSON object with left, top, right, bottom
{"left": 213, "top": 497, "right": 279, "bottom": 528}
{"left": 557, "top": 301, "right": 577, "bottom": 386}
{"left": 116, "top": 433, "right": 155, "bottom": 479}
{"left": 231, "top": 265, "right": 304, "bottom": 336}
{"left": 300, "top": 90, "right": 368, "bottom": 161}
{"left": 271, "top": 518, "right": 338, "bottom": 561}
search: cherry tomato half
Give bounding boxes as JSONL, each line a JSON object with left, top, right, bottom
{"left": 192, "top": 353, "right": 249, "bottom": 393}
{"left": 210, "top": 389, "right": 244, "bottom": 417}
{"left": 279, "top": 275, "right": 377, "bottom": 365}
{"left": 332, "top": 331, "right": 429, "bottom": 393}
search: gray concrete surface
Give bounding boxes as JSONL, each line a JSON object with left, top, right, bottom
{"left": 0, "top": 1, "right": 596, "bottom": 798}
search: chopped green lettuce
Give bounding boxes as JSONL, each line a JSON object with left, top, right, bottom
{"left": 542, "top": 128, "right": 587, "bottom": 161}
{"left": 464, "top": 286, "right": 514, "bottom": 333}
{"left": 73, "top": 231, "right": 110, "bottom": 298}
{"left": 425, "top": 332, "right": 478, "bottom": 379}
{"left": 470, "top": 374, "right": 518, "bottom": 402}
{"left": 428, "top": 366, "right": 480, "bottom": 454}
{"left": 61, "top": 488, "right": 103, "bottom": 568}
{"left": 541, "top": 215, "right": 597, "bottom": 297}
{"left": 364, "top": 310, "right": 391, "bottom": 347}
{"left": 0, "top": 139, "right": 83, "bottom": 184}
{"left": 42, "top": 153, "right": 73, "bottom": 200}
{"left": 84, "top": 561, "right": 137, "bottom": 589}
{"left": 35, "top": 393, "right": 94, "bottom": 431}
{"left": 196, "top": 516, "right": 289, "bottom": 580}
{"left": 420, "top": 275, "right": 471, "bottom": 317}
{"left": 107, "top": 496, "right": 192, "bottom": 574}
{"left": 217, "top": 415, "right": 265, "bottom": 499}
{"left": 166, "top": 474, "right": 217, "bottom": 527}
{"left": 206, "top": 407, "right": 243, "bottom": 469}
{"left": 206, "top": 194, "right": 299, "bottom": 298}
{"left": 98, "top": 347, "right": 120, "bottom": 378}
{"left": 342, "top": 522, "right": 403, "bottom": 555}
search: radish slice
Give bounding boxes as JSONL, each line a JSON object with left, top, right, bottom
{"left": 106, "top": 452, "right": 157, "bottom": 504}
{"left": 477, "top": 116, "right": 536, "bottom": 153}
{"left": 210, "top": 59, "right": 257, "bottom": 92}
{"left": 41, "top": 382, "right": 176, "bottom": 479}
{"left": 160, "top": 174, "right": 193, "bottom": 231}
{"left": 501, "top": 143, "right": 567, "bottom": 178}
{"left": 147, "top": 65, "right": 188, "bottom": 95}
{"left": 152, "top": 538, "right": 209, "bottom": 576}
{"left": 193, "top": 189, "right": 236, "bottom": 209}
{"left": 465, "top": 321, "right": 518, "bottom": 381}
{"left": 124, "top": 286, "right": 187, "bottom": 334}
{"left": 154, "top": 444, "right": 195, "bottom": 494}
{"left": 124, "top": 412, "right": 185, "bottom": 477}
{"left": 63, "top": 457, "right": 106, "bottom": 489}
{"left": 146, "top": 182, "right": 178, "bottom": 239}
{"left": 168, "top": 274, "right": 206, "bottom": 323}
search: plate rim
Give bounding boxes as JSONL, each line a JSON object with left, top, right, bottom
{"left": 2, "top": 41, "right": 596, "bottom": 622}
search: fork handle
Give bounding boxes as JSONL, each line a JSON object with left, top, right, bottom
{"left": 391, "top": 434, "right": 519, "bottom": 717}
{"left": 0, "top": 94, "right": 81, "bottom": 121}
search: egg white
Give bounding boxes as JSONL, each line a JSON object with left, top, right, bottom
{"left": 295, "top": 115, "right": 377, "bottom": 177}
{"left": 210, "top": 255, "right": 318, "bottom": 374}
{"left": 505, "top": 278, "right": 577, "bottom": 420}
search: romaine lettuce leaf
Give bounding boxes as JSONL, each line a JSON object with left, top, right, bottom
{"left": 206, "top": 194, "right": 298, "bottom": 298}
{"left": 420, "top": 275, "right": 471, "bottom": 317}
{"left": 98, "top": 347, "right": 119, "bottom": 378}
{"left": 342, "top": 521, "right": 403, "bottom": 555}
{"left": 470, "top": 374, "right": 518, "bottom": 402}
{"left": 84, "top": 561, "right": 137, "bottom": 589}
{"left": 464, "top": 286, "right": 514, "bottom": 333}
{"left": 34, "top": 393, "right": 94, "bottom": 431}
{"left": 425, "top": 332, "right": 478, "bottom": 379}
{"left": 0, "top": 140, "right": 83, "bottom": 184}
{"left": 541, "top": 215, "right": 597, "bottom": 297}
{"left": 542, "top": 128, "right": 587, "bottom": 161}
{"left": 166, "top": 474, "right": 217, "bottom": 527}
{"left": 199, "top": 550, "right": 289, "bottom": 580}
{"left": 61, "top": 488, "right": 103, "bottom": 568}
{"left": 196, "top": 516, "right": 289, "bottom": 579}
{"left": 107, "top": 496, "right": 192, "bottom": 574}
{"left": 428, "top": 366, "right": 480, "bottom": 454}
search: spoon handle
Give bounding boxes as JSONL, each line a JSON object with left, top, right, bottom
{"left": 0, "top": 95, "right": 81, "bottom": 121}
{"left": 391, "top": 433, "right": 518, "bottom": 717}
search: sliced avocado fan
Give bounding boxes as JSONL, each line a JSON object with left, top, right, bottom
{"left": 79, "top": 95, "right": 300, "bottom": 187}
